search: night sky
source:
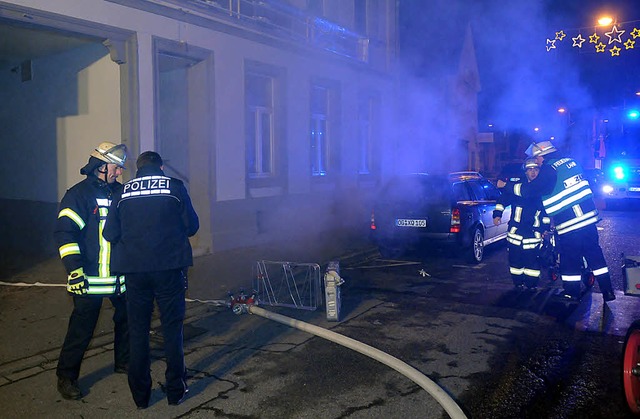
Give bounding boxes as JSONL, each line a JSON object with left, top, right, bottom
{"left": 399, "top": 0, "right": 640, "bottom": 135}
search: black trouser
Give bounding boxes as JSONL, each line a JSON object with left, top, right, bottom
{"left": 125, "top": 269, "right": 186, "bottom": 407}
{"left": 556, "top": 223, "right": 614, "bottom": 297}
{"left": 508, "top": 241, "right": 541, "bottom": 288}
{"left": 57, "top": 295, "right": 129, "bottom": 380}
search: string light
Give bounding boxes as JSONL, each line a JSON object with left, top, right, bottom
{"left": 546, "top": 18, "right": 640, "bottom": 56}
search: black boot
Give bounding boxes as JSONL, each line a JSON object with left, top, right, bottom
{"left": 57, "top": 377, "right": 82, "bottom": 400}
{"left": 602, "top": 290, "right": 616, "bottom": 302}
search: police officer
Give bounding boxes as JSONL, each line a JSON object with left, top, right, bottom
{"left": 494, "top": 158, "right": 551, "bottom": 289}
{"left": 103, "top": 151, "right": 199, "bottom": 409}
{"left": 54, "top": 141, "right": 129, "bottom": 400}
{"left": 498, "top": 140, "right": 616, "bottom": 302}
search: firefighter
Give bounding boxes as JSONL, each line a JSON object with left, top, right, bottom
{"left": 494, "top": 158, "right": 551, "bottom": 289}
{"left": 497, "top": 140, "right": 616, "bottom": 302}
{"left": 103, "top": 151, "right": 199, "bottom": 409}
{"left": 54, "top": 142, "right": 129, "bottom": 400}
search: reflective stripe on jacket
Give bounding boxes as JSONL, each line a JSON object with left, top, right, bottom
{"left": 54, "top": 175, "right": 125, "bottom": 296}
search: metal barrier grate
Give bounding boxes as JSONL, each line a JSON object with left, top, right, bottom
{"left": 254, "top": 260, "right": 322, "bottom": 310}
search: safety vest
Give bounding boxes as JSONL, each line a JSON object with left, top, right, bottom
{"left": 541, "top": 157, "right": 598, "bottom": 235}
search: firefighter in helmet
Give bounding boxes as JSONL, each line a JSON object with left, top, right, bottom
{"left": 494, "top": 158, "right": 551, "bottom": 289}
{"left": 497, "top": 140, "right": 616, "bottom": 302}
{"left": 54, "top": 141, "right": 129, "bottom": 400}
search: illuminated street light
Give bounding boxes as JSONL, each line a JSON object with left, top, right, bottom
{"left": 557, "top": 107, "right": 567, "bottom": 113}
{"left": 597, "top": 16, "right": 613, "bottom": 26}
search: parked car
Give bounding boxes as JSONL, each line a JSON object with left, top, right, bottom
{"left": 370, "top": 172, "right": 511, "bottom": 263}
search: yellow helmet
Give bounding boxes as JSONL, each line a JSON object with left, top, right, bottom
{"left": 90, "top": 142, "right": 127, "bottom": 168}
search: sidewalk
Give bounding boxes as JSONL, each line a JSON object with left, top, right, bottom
{"left": 0, "top": 232, "right": 379, "bottom": 417}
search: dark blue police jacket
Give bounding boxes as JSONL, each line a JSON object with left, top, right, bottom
{"left": 103, "top": 166, "right": 199, "bottom": 274}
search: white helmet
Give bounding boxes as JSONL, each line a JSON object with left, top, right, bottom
{"left": 91, "top": 142, "right": 127, "bottom": 168}
{"left": 525, "top": 141, "right": 557, "bottom": 158}
{"left": 523, "top": 158, "right": 539, "bottom": 170}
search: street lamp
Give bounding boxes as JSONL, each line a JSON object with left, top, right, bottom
{"left": 597, "top": 16, "right": 614, "bottom": 26}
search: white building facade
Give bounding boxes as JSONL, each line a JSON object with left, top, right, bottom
{"left": 0, "top": 0, "right": 399, "bottom": 257}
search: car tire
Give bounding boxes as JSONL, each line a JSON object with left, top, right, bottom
{"left": 468, "top": 227, "right": 484, "bottom": 264}
{"left": 623, "top": 320, "right": 640, "bottom": 414}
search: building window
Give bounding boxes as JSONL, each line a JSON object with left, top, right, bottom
{"left": 354, "top": 0, "right": 379, "bottom": 37}
{"left": 246, "top": 73, "right": 274, "bottom": 177}
{"left": 310, "top": 85, "right": 329, "bottom": 176}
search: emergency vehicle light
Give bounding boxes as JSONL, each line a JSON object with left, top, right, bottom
{"left": 613, "top": 165, "right": 626, "bottom": 180}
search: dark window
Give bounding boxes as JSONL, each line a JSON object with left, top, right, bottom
{"left": 467, "top": 181, "right": 486, "bottom": 201}
{"left": 480, "top": 179, "right": 501, "bottom": 201}
{"left": 452, "top": 182, "right": 471, "bottom": 201}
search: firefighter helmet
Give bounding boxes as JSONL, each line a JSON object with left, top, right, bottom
{"left": 523, "top": 158, "right": 539, "bottom": 170}
{"left": 90, "top": 142, "right": 127, "bottom": 168}
{"left": 525, "top": 141, "right": 557, "bottom": 158}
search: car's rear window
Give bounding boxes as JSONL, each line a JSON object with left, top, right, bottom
{"left": 381, "top": 176, "right": 455, "bottom": 204}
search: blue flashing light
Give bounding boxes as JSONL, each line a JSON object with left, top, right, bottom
{"left": 627, "top": 109, "right": 640, "bottom": 120}
{"left": 613, "top": 165, "right": 626, "bottom": 180}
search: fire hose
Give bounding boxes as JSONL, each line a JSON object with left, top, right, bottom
{"left": 230, "top": 295, "right": 467, "bottom": 419}
{"left": 0, "top": 279, "right": 466, "bottom": 417}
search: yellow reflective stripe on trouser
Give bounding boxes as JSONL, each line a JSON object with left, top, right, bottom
{"left": 593, "top": 267, "right": 609, "bottom": 276}
{"left": 510, "top": 267, "right": 524, "bottom": 275}
{"left": 562, "top": 274, "right": 582, "bottom": 282}
{"left": 59, "top": 243, "right": 81, "bottom": 258}
{"left": 523, "top": 268, "right": 540, "bottom": 277}
{"left": 58, "top": 208, "right": 85, "bottom": 230}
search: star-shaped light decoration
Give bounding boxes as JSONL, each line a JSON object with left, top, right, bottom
{"left": 572, "top": 34, "right": 586, "bottom": 48}
{"left": 609, "top": 45, "right": 622, "bottom": 56}
{"left": 589, "top": 32, "right": 600, "bottom": 43}
{"left": 595, "top": 42, "right": 606, "bottom": 52}
{"left": 555, "top": 30, "right": 566, "bottom": 41}
{"left": 631, "top": 28, "right": 640, "bottom": 39}
{"left": 418, "top": 269, "right": 430, "bottom": 277}
{"left": 605, "top": 25, "right": 625, "bottom": 44}
{"left": 625, "top": 38, "right": 636, "bottom": 49}
{"left": 546, "top": 38, "right": 556, "bottom": 51}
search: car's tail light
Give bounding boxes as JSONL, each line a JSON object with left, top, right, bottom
{"left": 370, "top": 210, "right": 377, "bottom": 230}
{"left": 450, "top": 207, "right": 461, "bottom": 233}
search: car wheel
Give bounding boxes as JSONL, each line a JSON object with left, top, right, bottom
{"left": 623, "top": 320, "right": 640, "bottom": 414}
{"left": 468, "top": 227, "right": 484, "bottom": 263}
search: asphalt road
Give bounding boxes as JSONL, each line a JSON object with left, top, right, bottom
{"left": 338, "top": 203, "right": 640, "bottom": 418}
{"left": 2, "top": 205, "right": 640, "bottom": 418}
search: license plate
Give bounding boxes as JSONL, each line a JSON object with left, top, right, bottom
{"left": 629, "top": 187, "right": 640, "bottom": 192}
{"left": 395, "top": 218, "right": 427, "bottom": 227}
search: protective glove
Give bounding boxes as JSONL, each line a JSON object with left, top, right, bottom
{"left": 67, "top": 268, "right": 88, "bottom": 295}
